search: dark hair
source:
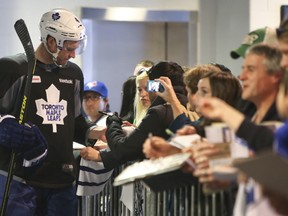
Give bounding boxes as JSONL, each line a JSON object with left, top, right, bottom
{"left": 183, "top": 63, "right": 231, "bottom": 94}
{"left": 119, "top": 75, "right": 136, "bottom": 123}
{"left": 209, "top": 63, "right": 232, "bottom": 74}
{"left": 280, "top": 69, "right": 288, "bottom": 95}
{"left": 277, "top": 18, "right": 288, "bottom": 43}
{"left": 201, "top": 72, "right": 242, "bottom": 108}
{"left": 148, "top": 61, "right": 185, "bottom": 87}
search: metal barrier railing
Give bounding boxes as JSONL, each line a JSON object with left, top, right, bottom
{"left": 78, "top": 169, "right": 235, "bottom": 216}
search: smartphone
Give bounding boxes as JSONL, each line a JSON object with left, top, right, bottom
{"left": 146, "top": 80, "right": 165, "bottom": 92}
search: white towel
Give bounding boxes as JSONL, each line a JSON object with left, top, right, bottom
{"left": 77, "top": 158, "right": 113, "bottom": 196}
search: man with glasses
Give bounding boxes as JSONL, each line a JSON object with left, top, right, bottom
{"left": 0, "top": 8, "right": 90, "bottom": 216}
{"left": 82, "top": 80, "right": 110, "bottom": 126}
{"left": 76, "top": 80, "right": 114, "bottom": 198}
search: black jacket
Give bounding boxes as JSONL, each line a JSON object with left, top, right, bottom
{"left": 101, "top": 86, "right": 187, "bottom": 169}
{"left": 236, "top": 102, "right": 282, "bottom": 153}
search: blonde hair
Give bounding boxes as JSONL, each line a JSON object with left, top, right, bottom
{"left": 133, "top": 60, "right": 154, "bottom": 76}
{"left": 134, "top": 71, "right": 150, "bottom": 126}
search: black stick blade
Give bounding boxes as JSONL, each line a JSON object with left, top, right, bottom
{"left": 14, "top": 19, "right": 35, "bottom": 61}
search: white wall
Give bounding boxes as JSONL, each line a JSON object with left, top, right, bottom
{"left": 198, "top": 0, "right": 250, "bottom": 75}
{"left": 250, "top": 0, "right": 288, "bottom": 29}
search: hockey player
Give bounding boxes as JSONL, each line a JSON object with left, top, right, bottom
{"left": 0, "top": 8, "right": 89, "bottom": 216}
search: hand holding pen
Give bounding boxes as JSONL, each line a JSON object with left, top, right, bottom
{"left": 166, "top": 129, "right": 196, "bottom": 169}
{"left": 143, "top": 132, "right": 181, "bottom": 159}
{"left": 100, "top": 111, "right": 123, "bottom": 126}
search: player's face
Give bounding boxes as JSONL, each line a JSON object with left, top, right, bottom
{"left": 56, "top": 41, "right": 80, "bottom": 65}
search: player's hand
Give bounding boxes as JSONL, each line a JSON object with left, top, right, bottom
{"left": 0, "top": 116, "right": 47, "bottom": 166}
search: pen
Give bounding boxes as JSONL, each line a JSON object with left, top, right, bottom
{"left": 165, "top": 128, "right": 175, "bottom": 137}
{"left": 166, "top": 129, "right": 196, "bottom": 168}
{"left": 165, "top": 129, "right": 184, "bottom": 149}
{"left": 98, "top": 111, "right": 113, "bottom": 116}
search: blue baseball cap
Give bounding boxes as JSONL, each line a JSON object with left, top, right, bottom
{"left": 84, "top": 81, "right": 108, "bottom": 98}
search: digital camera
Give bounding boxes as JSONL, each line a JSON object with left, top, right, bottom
{"left": 146, "top": 80, "right": 165, "bottom": 92}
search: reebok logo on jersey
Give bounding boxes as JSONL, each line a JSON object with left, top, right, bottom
{"left": 35, "top": 84, "right": 67, "bottom": 133}
{"left": 59, "top": 78, "right": 73, "bottom": 84}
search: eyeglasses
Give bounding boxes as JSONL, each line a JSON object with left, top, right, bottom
{"left": 83, "top": 94, "right": 103, "bottom": 101}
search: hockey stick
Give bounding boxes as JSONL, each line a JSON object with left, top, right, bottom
{"left": 0, "top": 19, "right": 36, "bottom": 216}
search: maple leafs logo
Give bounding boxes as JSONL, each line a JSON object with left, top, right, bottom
{"left": 35, "top": 84, "right": 67, "bottom": 133}
{"left": 52, "top": 12, "right": 61, "bottom": 21}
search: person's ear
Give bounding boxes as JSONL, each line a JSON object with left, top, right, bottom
{"left": 46, "top": 36, "right": 57, "bottom": 53}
